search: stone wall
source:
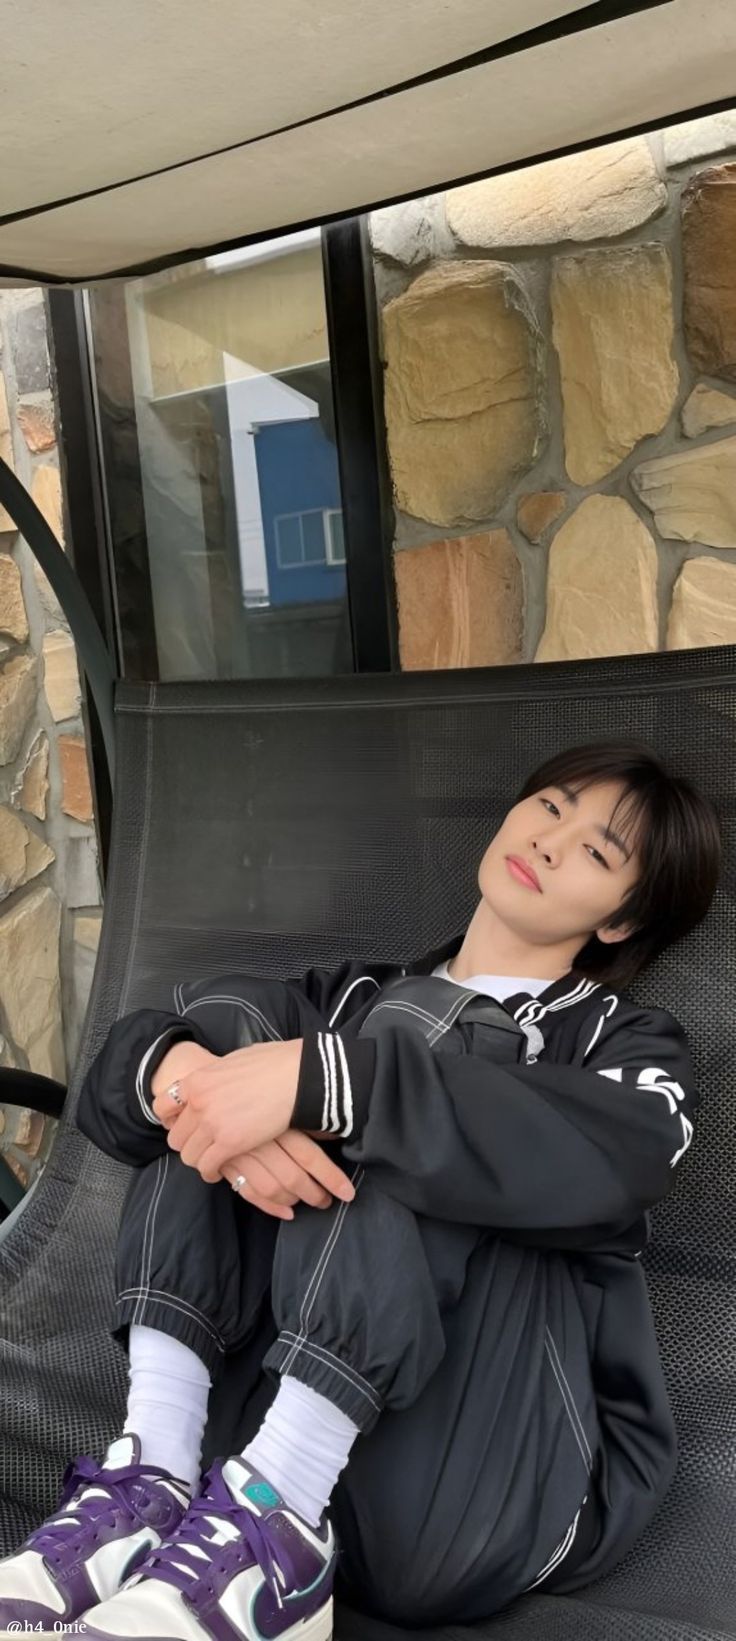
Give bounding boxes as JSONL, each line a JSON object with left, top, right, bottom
{"left": 370, "top": 114, "right": 736, "bottom": 666}
{"left": 0, "top": 290, "right": 102, "bottom": 1201}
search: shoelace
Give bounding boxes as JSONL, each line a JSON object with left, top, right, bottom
{"left": 142, "top": 1470, "right": 300, "bottom": 1612}
{"left": 28, "top": 1457, "right": 173, "bottom": 1562}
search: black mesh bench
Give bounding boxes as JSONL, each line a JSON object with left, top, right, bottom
{"left": 1, "top": 649, "right": 734, "bottom": 1639}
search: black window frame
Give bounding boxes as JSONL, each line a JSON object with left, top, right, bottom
{"left": 48, "top": 215, "right": 396, "bottom": 686}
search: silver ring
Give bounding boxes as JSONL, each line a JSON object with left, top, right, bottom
{"left": 231, "top": 1173, "right": 247, "bottom": 1194}
{"left": 167, "top": 1082, "right": 184, "bottom": 1108}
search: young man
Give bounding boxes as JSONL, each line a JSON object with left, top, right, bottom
{"left": 0, "top": 741, "right": 721, "bottom": 1638}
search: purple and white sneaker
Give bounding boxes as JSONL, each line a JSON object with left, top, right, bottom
{"left": 81, "top": 1457, "right": 336, "bottom": 1640}
{"left": 0, "top": 1434, "right": 191, "bottom": 1627}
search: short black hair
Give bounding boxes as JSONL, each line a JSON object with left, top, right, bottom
{"left": 516, "top": 739, "right": 722, "bottom": 990}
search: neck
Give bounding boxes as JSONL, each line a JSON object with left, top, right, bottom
{"left": 449, "top": 897, "right": 582, "bottom": 983}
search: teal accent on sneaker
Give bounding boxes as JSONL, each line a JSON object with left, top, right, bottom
{"left": 118, "top": 1536, "right": 156, "bottom": 1586}
{"left": 245, "top": 1481, "right": 280, "bottom": 1509}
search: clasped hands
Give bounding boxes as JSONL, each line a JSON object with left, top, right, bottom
{"left": 150, "top": 1040, "right": 355, "bottom": 1221}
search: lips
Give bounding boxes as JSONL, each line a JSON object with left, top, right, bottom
{"left": 506, "top": 855, "right": 542, "bottom": 892}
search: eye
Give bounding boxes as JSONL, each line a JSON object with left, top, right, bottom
{"left": 540, "top": 797, "right": 560, "bottom": 817}
{"left": 586, "top": 846, "right": 610, "bottom": 869}
{"left": 537, "top": 797, "right": 609, "bottom": 873}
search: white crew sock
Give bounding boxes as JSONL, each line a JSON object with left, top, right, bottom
{"left": 242, "top": 1376, "right": 359, "bottom": 1527}
{"left": 108, "top": 1323, "right": 211, "bottom": 1492}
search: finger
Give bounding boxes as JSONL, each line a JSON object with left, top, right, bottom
{"left": 152, "top": 1083, "right": 188, "bottom": 1125}
{"left": 165, "top": 1088, "right": 215, "bottom": 1155}
{"left": 252, "top": 1142, "right": 333, "bottom": 1208}
{"left": 226, "top": 1170, "right": 294, "bottom": 1221}
{"left": 240, "top": 1188, "right": 294, "bottom": 1221}
{"left": 151, "top": 1095, "right": 175, "bottom": 1128}
{"left": 159, "top": 1065, "right": 211, "bottom": 1113}
{"left": 230, "top": 1151, "right": 303, "bottom": 1206}
{"left": 165, "top": 1105, "right": 198, "bottom": 1154}
{"left": 152, "top": 1099, "right": 180, "bottom": 1129}
{"left": 277, "top": 1132, "right": 356, "bottom": 1201}
{"left": 178, "top": 1128, "right": 214, "bottom": 1170}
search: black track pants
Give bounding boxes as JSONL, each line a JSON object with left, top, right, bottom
{"left": 112, "top": 978, "right": 598, "bottom": 1625}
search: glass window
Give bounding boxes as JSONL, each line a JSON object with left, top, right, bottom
{"left": 275, "top": 513, "right": 304, "bottom": 569}
{"left": 326, "top": 509, "right": 345, "bottom": 565}
{"left": 87, "top": 229, "right": 354, "bottom": 680}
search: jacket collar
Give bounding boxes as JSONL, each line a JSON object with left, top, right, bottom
{"left": 405, "top": 927, "right": 601, "bottom": 1014}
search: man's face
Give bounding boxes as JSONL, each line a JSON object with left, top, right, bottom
{"left": 478, "top": 778, "right": 642, "bottom": 951}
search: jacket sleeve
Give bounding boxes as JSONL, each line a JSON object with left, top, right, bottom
{"left": 75, "top": 1009, "right": 216, "bottom": 1165}
{"left": 283, "top": 959, "right": 385, "bottom": 1026}
{"left": 291, "top": 1004, "right": 698, "bottom": 1246}
{"left": 75, "top": 955, "right": 385, "bottom": 1167}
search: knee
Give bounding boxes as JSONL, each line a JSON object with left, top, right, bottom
{"left": 337, "top": 1489, "right": 467, "bottom": 1627}
{"left": 232, "top": 978, "right": 294, "bottom": 1047}
{"left": 176, "top": 976, "right": 299, "bottom": 1053}
{"left": 351, "top": 1556, "right": 463, "bottom": 1629}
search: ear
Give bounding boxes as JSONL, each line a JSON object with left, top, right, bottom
{"left": 596, "top": 919, "right": 637, "bottom": 947}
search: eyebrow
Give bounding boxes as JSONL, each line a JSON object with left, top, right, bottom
{"left": 555, "top": 784, "right": 632, "bottom": 863}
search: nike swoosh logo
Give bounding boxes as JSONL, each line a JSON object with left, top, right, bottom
{"left": 118, "top": 1536, "right": 156, "bottom": 1586}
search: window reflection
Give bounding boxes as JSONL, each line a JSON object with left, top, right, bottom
{"left": 92, "top": 230, "right": 353, "bottom": 680}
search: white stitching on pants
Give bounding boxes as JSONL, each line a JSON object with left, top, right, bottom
{"left": 363, "top": 995, "right": 470, "bottom": 1043}
{"left": 274, "top": 1339, "right": 381, "bottom": 1412}
{"left": 132, "top": 1154, "right": 168, "bottom": 1327}
{"left": 298, "top": 1166, "right": 365, "bottom": 1342}
{"left": 279, "top": 1330, "right": 380, "bottom": 1399}
{"left": 280, "top": 1193, "right": 353, "bottom": 1376}
{"left": 295, "top": 1171, "right": 363, "bottom": 1339}
{"left": 522, "top": 1495, "right": 587, "bottom": 1591}
{"left": 361, "top": 1000, "right": 446, "bottom": 1030}
{"left": 180, "top": 995, "right": 285, "bottom": 1041}
{"left": 118, "top": 1289, "right": 226, "bottom": 1351}
{"left": 545, "top": 1327, "right": 593, "bottom": 1467}
{"left": 281, "top": 1166, "right": 364, "bottom": 1376}
{"left": 140, "top": 1153, "right": 170, "bottom": 1322}
{"left": 544, "top": 1337, "right": 592, "bottom": 1475}
{"left": 118, "top": 1284, "right": 225, "bottom": 1339}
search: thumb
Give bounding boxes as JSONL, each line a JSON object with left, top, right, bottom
{"left": 151, "top": 1084, "right": 188, "bottom": 1127}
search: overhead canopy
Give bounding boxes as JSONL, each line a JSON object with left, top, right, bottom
{"left": 1, "top": 0, "right": 735, "bottom": 285}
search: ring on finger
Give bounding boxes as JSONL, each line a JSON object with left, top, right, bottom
{"left": 231, "top": 1173, "right": 247, "bottom": 1194}
{"left": 167, "top": 1082, "right": 185, "bottom": 1108}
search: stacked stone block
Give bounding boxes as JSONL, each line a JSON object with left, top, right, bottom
{"left": 371, "top": 116, "right": 736, "bottom": 667}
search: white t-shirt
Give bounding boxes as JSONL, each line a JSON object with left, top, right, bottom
{"left": 432, "top": 959, "right": 550, "bottom": 1002}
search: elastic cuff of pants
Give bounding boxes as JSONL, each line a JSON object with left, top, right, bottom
{"left": 113, "top": 1296, "right": 226, "bottom": 1382}
{"left": 263, "top": 1332, "right": 383, "bottom": 1434}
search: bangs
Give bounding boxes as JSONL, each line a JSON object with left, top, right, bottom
{"left": 570, "top": 777, "right": 649, "bottom": 863}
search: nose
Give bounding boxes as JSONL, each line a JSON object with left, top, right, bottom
{"left": 532, "top": 830, "right": 560, "bottom": 868}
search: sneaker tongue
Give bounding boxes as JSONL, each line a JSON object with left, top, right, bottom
{"left": 221, "top": 1457, "right": 285, "bottom": 1517}
{"left": 102, "top": 1433, "right": 142, "bottom": 1470}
